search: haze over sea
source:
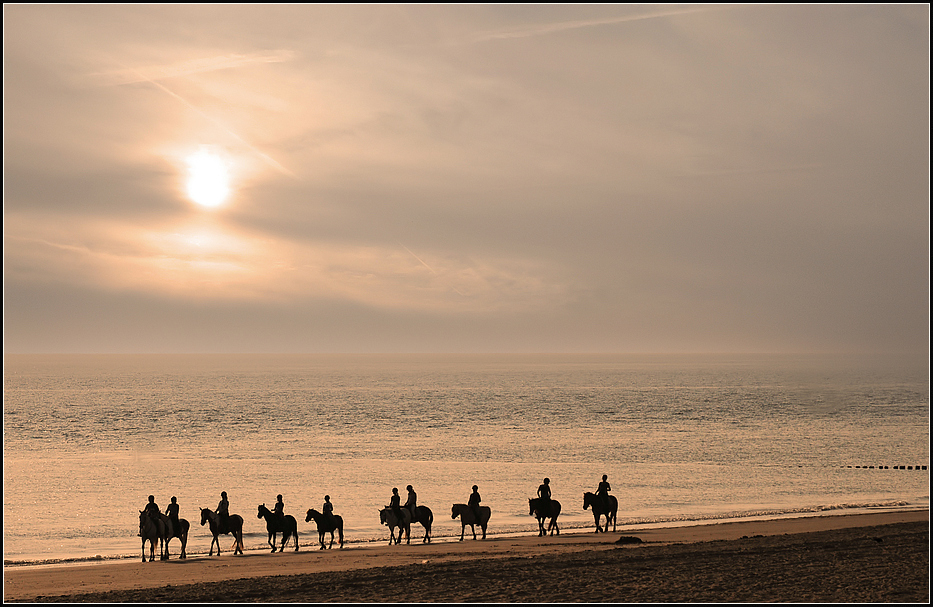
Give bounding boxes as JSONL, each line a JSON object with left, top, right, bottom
{"left": 3, "top": 353, "right": 928, "bottom": 565}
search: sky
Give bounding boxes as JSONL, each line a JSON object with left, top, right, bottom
{"left": 3, "top": 4, "right": 929, "bottom": 354}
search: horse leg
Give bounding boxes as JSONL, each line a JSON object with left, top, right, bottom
{"left": 181, "top": 533, "right": 187, "bottom": 559}
{"left": 459, "top": 523, "right": 465, "bottom": 541}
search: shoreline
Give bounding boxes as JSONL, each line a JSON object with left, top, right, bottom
{"left": 4, "top": 509, "right": 928, "bottom": 602}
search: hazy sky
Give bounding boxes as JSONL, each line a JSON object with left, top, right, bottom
{"left": 3, "top": 4, "right": 929, "bottom": 354}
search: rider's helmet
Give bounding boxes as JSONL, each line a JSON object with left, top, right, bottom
{"left": 472, "top": 485, "right": 478, "bottom": 491}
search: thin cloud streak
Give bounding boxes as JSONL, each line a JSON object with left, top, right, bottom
{"left": 468, "top": 4, "right": 736, "bottom": 43}
{"left": 85, "top": 50, "right": 297, "bottom": 86}
{"left": 124, "top": 65, "right": 295, "bottom": 178}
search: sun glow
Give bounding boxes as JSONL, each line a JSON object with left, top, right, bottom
{"left": 185, "top": 148, "right": 231, "bottom": 208}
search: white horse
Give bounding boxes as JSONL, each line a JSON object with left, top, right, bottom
{"left": 379, "top": 507, "right": 411, "bottom": 545}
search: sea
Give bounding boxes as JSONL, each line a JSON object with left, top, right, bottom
{"left": 3, "top": 353, "right": 929, "bottom": 567}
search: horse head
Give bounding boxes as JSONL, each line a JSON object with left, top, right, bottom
{"left": 200, "top": 507, "right": 212, "bottom": 526}
{"left": 257, "top": 503, "right": 268, "bottom": 519}
{"left": 528, "top": 498, "right": 535, "bottom": 516}
{"left": 583, "top": 492, "right": 592, "bottom": 510}
{"left": 306, "top": 509, "right": 318, "bottom": 523}
{"left": 379, "top": 508, "right": 387, "bottom": 525}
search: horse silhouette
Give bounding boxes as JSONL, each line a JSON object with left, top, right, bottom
{"left": 451, "top": 503, "right": 491, "bottom": 541}
{"left": 138, "top": 511, "right": 164, "bottom": 562}
{"left": 200, "top": 507, "right": 244, "bottom": 555}
{"left": 258, "top": 503, "right": 299, "bottom": 552}
{"left": 305, "top": 508, "right": 344, "bottom": 549}
{"left": 583, "top": 492, "right": 618, "bottom": 533}
{"left": 379, "top": 507, "right": 411, "bottom": 545}
{"left": 410, "top": 505, "right": 434, "bottom": 544}
{"left": 166, "top": 517, "right": 189, "bottom": 559}
{"left": 528, "top": 497, "right": 561, "bottom": 536}
{"left": 139, "top": 510, "right": 181, "bottom": 561}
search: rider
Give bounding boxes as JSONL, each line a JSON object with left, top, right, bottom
{"left": 142, "top": 495, "right": 161, "bottom": 537}
{"left": 389, "top": 487, "right": 404, "bottom": 524}
{"left": 165, "top": 496, "right": 180, "bottom": 538}
{"left": 273, "top": 494, "right": 285, "bottom": 521}
{"left": 537, "top": 478, "right": 552, "bottom": 516}
{"left": 468, "top": 485, "right": 482, "bottom": 522}
{"left": 144, "top": 495, "right": 161, "bottom": 522}
{"left": 323, "top": 495, "right": 334, "bottom": 525}
{"left": 216, "top": 491, "right": 230, "bottom": 534}
{"left": 404, "top": 485, "right": 418, "bottom": 522}
{"left": 596, "top": 474, "right": 612, "bottom": 512}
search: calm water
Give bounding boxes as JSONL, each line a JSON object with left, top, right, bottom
{"left": 3, "top": 353, "right": 929, "bottom": 565}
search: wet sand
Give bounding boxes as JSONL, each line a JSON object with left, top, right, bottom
{"left": 4, "top": 509, "right": 928, "bottom": 603}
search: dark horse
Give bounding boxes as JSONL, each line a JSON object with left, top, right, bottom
{"left": 583, "top": 492, "right": 618, "bottom": 533}
{"left": 410, "top": 505, "right": 434, "bottom": 544}
{"left": 305, "top": 508, "right": 344, "bottom": 549}
{"left": 528, "top": 497, "right": 561, "bottom": 536}
{"left": 258, "top": 504, "right": 299, "bottom": 552}
{"left": 200, "top": 507, "right": 245, "bottom": 555}
{"left": 451, "top": 503, "right": 491, "bottom": 541}
{"left": 166, "top": 517, "right": 190, "bottom": 559}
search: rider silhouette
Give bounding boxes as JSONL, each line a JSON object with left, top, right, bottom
{"left": 216, "top": 491, "right": 230, "bottom": 534}
{"left": 273, "top": 494, "right": 285, "bottom": 521}
{"left": 468, "top": 485, "right": 482, "bottom": 522}
{"left": 323, "top": 495, "right": 334, "bottom": 525}
{"left": 596, "top": 474, "right": 612, "bottom": 512}
{"left": 404, "top": 485, "right": 418, "bottom": 521}
{"left": 390, "top": 488, "right": 404, "bottom": 523}
{"left": 537, "top": 478, "right": 552, "bottom": 516}
{"left": 141, "top": 495, "right": 161, "bottom": 537}
{"left": 165, "top": 496, "right": 180, "bottom": 537}
{"left": 144, "top": 495, "right": 160, "bottom": 521}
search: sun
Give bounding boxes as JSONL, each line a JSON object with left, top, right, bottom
{"left": 185, "top": 148, "right": 231, "bottom": 208}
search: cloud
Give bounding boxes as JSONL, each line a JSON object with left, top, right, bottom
{"left": 83, "top": 50, "right": 297, "bottom": 86}
{"left": 466, "top": 4, "right": 736, "bottom": 43}
{"left": 3, "top": 210, "right": 572, "bottom": 314}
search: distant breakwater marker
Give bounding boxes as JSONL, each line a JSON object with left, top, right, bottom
{"left": 842, "top": 465, "right": 927, "bottom": 470}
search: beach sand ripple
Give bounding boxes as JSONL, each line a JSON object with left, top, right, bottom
{"left": 7, "top": 517, "right": 928, "bottom": 603}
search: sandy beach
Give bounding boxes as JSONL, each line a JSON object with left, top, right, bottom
{"left": 4, "top": 509, "right": 928, "bottom": 603}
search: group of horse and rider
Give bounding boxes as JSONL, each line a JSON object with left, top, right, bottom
{"left": 138, "top": 474, "right": 618, "bottom": 561}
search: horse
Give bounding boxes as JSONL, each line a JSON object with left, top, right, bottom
{"left": 165, "top": 517, "right": 190, "bottom": 559}
{"left": 257, "top": 504, "right": 299, "bottom": 552}
{"left": 528, "top": 497, "right": 561, "bottom": 536}
{"left": 379, "top": 507, "right": 411, "bottom": 545}
{"left": 411, "top": 505, "right": 434, "bottom": 544}
{"left": 200, "top": 507, "right": 245, "bottom": 555}
{"left": 138, "top": 511, "right": 165, "bottom": 562}
{"left": 583, "top": 492, "right": 618, "bottom": 533}
{"left": 305, "top": 508, "right": 344, "bottom": 550}
{"left": 451, "top": 503, "right": 491, "bottom": 541}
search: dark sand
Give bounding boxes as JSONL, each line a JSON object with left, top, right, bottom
{"left": 4, "top": 510, "right": 928, "bottom": 603}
